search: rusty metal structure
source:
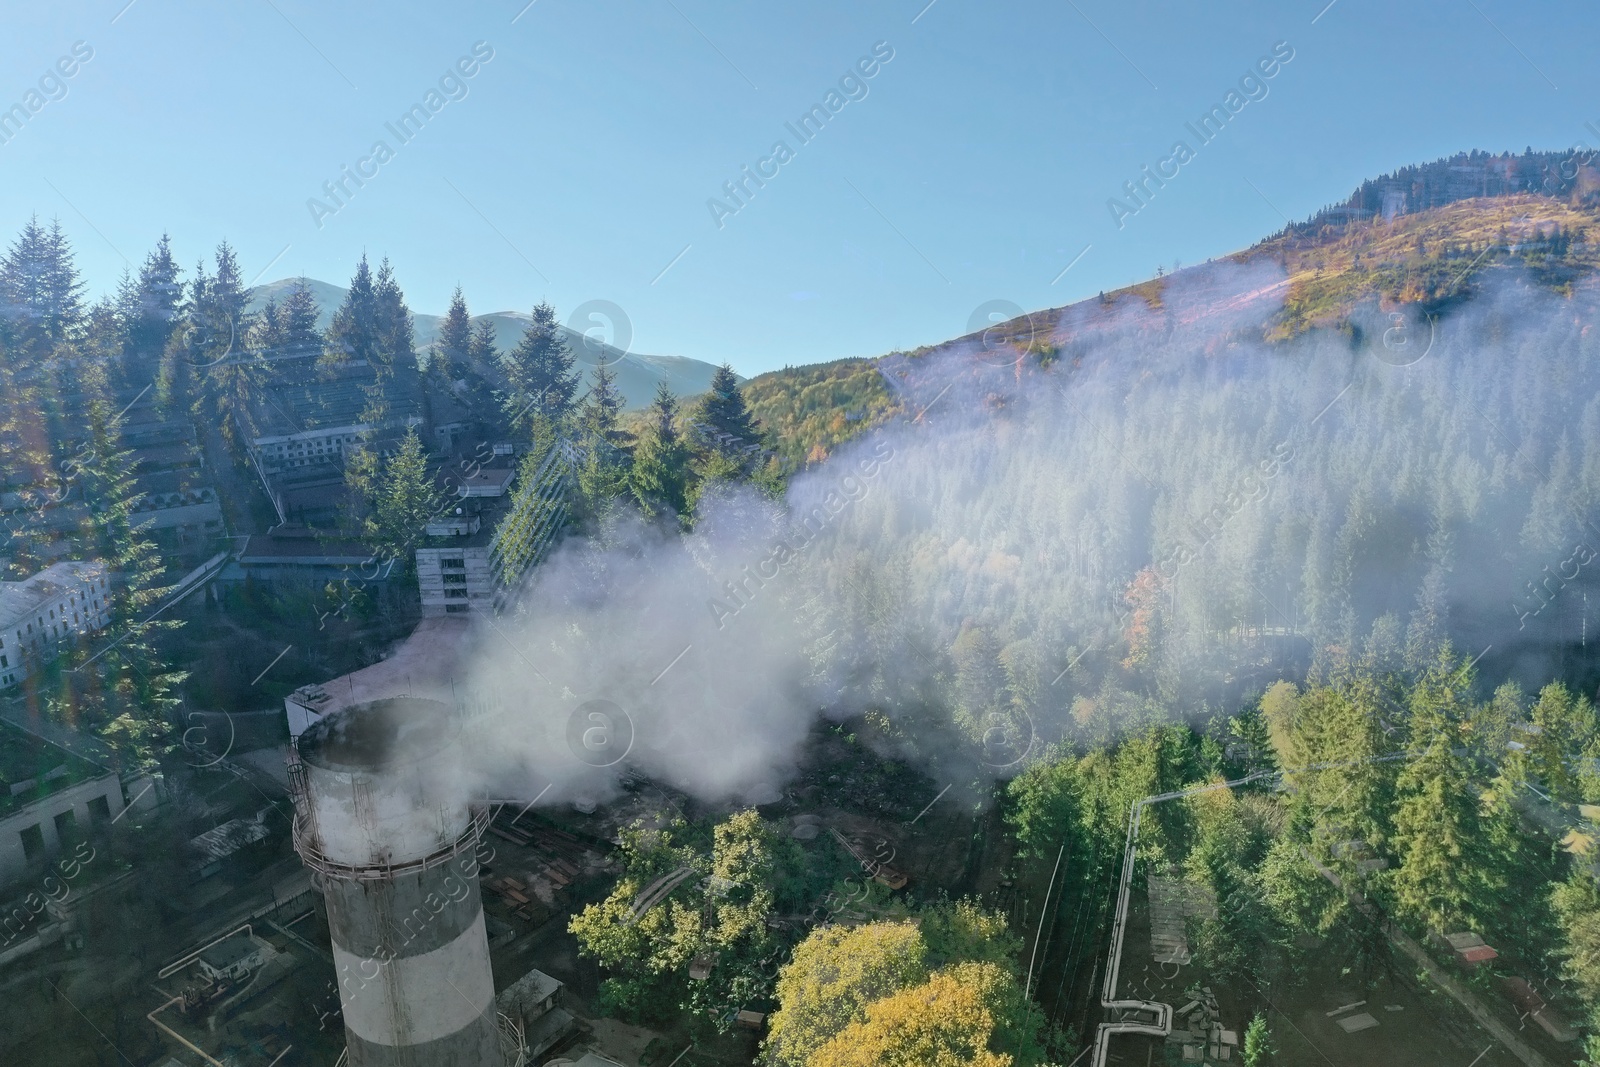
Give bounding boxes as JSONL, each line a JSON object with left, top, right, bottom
{"left": 289, "top": 697, "right": 504, "bottom": 1067}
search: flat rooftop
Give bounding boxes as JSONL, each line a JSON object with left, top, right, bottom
{"left": 0, "top": 561, "right": 106, "bottom": 629}
{"left": 0, "top": 719, "right": 114, "bottom": 819}
{"left": 199, "top": 934, "right": 262, "bottom": 971}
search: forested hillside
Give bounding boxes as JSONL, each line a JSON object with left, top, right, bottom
{"left": 743, "top": 358, "right": 900, "bottom": 469}
{"left": 749, "top": 151, "right": 1600, "bottom": 467}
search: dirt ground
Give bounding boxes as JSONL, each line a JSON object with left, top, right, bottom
{"left": 1102, "top": 887, "right": 1577, "bottom": 1067}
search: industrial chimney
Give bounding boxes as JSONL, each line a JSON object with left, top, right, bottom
{"left": 289, "top": 697, "right": 504, "bottom": 1066}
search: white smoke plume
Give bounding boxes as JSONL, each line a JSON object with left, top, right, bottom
{"left": 441, "top": 258, "right": 1600, "bottom": 808}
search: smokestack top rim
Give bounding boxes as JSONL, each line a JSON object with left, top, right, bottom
{"left": 298, "top": 696, "right": 459, "bottom": 774}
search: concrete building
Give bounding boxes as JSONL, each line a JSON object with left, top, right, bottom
{"left": 417, "top": 513, "right": 498, "bottom": 617}
{"left": 196, "top": 933, "right": 270, "bottom": 982}
{"left": 246, "top": 363, "right": 424, "bottom": 475}
{"left": 415, "top": 465, "right": 513, "bottom": 618}
{"left": 254, "top": 425, "right": 372, "bottom": 476}
{"left": 128, "top": 480, "right": 224, "bottom": 538}
{"left": 416, "top": 445, "right": 571, "bottom": 619}
{"left": 497, "top": 967, "right": 576, "bottom": 1061}
{"left": 289, "top": 697, "right": 502, "bottom": 1066}
{"left": 0, "top": 720, "right": 123, "bottom": 887}
{"left": 221, "top": 525, "right": 396, "bottom": 588}
{"left": 0, "top": 561, "right": 111, "bottom": 688}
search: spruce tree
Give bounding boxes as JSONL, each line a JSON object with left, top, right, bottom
{"left": 254, "top": 297, "right": 284, "bottom": 354}
{"left": 685, "top": 364, "right": 762, "bottom": 510}
{"left": 1389, "top": 652, "right": 1489, "bottom": 933}
{"left": 277, "top": 279, "right": 324, "bottom": 361}
{"left": 577, "top": 355, "right": 625, "bottom": 449}
{"left": 0, "top": 215, "right": 84, "bottom": 368}
{"left": 695, "top": 363, "right": 759, "bottom": 455}
{"left": 574, "top": 355, "right": 629, "bottom": 507}
{"left": 436, "top": 286, "right": 472, "bottom": 381}
{"left": 372, "top": 256, "right": 417, "bottom": 377}
{"left": 192, "top": 241, "right": 262, "bottom": 448}
{"left": 120, "top": 233, "right": 183, "bottom": 381}
{"left": 157, "top": 259, "right": 206, "bottom": 414}
{"left": 0, "top": 218, "right": 84, "bottom": 476}
{"left": 501, "top": 301, "right": 578, "bottom": 438}
{"left": 369, "top": 426, "right": 439, "bottom": 566}
{"left": 372, "top": 259, "right": 420, "bottom": 444}
{"left": 323, "top": 254, "right": 380, "bottom": 371}
{"left": 457, "top": 317, "right": 500, "bottom": 418}
{"left": 1290, "top": 668, "right": 1400, "bottom": 859}
{"left": 468, "top": 317, "right": 497, "bottom": 368}
{"left": 630, "top": 381, "right": 690, "bottom": 519}
{"left": 68, "top": 354, "right": 187, "bottom": 769}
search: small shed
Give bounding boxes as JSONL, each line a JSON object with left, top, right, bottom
{"left": 1442, "top": 931, "right": 1498, "bottom": 968}
{"left": 197, "top": 934, "right": 268, "bottom": 982}
{"left": 496, "top": 966, "right": 575, "bottom": 1060}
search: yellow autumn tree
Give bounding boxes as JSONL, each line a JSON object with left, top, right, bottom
{"left": 807, "top": 961, "right": 1018, "bottom": 1067}
{"left": 763, "top": 921, "right": 929, "bottom": 1067}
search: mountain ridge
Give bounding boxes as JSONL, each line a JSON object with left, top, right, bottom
{"left": 745, "top": 150, "right": 1600, "bottom": 467}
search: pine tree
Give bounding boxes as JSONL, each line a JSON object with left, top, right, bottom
{"left": 502, "top": 302, "right": 578, "bottom": 438}
{"left": 694, "top": 363, "right": 759, "bottom": 457}
{"left": 0, "top": 216, "right": 84, "bottom": 368}
{"left": 0, "top": 217, "right": 85, "bottom": 520}
{"left": 68, "top": 354, "right": 187, "bottom": 769}
{"left": 120, "top": 234, "right": 183, "bottom": 382}
{"left": 578, "top": 355, "right": 625, "bottom": 448}
{"left": 192, "top": 241, "right": 262, "bottom": 447}
{"left": 435, "top": 286, "right": 472, "bottom": 381}
{"left": 372, "top": 256, "right": 417, "bottom": 377}
{"left": 323, "top": 254, "right": 380, "bottom": 371}
{"left": 1290, "top": 674, "right": 1398, "bottom": 858}
{"left": 574, "top": 355, "right": 630, "bottom": 508}
{"left": 467, "top": 317, "right": 497, "bottom": 368}
{"left": 277, "top": 279, "right": 324, "bottom": 361}
{"left": 1389, "top": 653, "right": 1488, "bottom": 933}
{"left": 457, "top": 317, "right": 500, "bottom": 417}
{"left": 369, "top": 426, "right": 439, "bottom": 566}
{"left": 254, "top": 297, "right": 284, "bottom": 355}
{"left": 630, "top": 381, "right": 690, "bottom": 519}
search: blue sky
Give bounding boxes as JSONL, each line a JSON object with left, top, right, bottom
{"left": 0, "top": 0, "right": 1593, "bottom": 375}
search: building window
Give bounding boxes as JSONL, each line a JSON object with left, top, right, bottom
{"left": 445, "top": 604, "right": 468, "bottom": 613}
{"left": 442, "top": 574, "right": 467, "bottom": 585}
{"left": 20, "top": 824, "right": 43, "bottom": 861}
{"left": 442, "top": 558, "right": 466, "bottom": 570}
{"left": 444, "top": 589, "right": 468, "bottom": 599}
{"left": 88, "top": 796, "right": 110, "bottom": 823}
{"left": 54, "top": 809, "right": 76, "bottom": 842}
